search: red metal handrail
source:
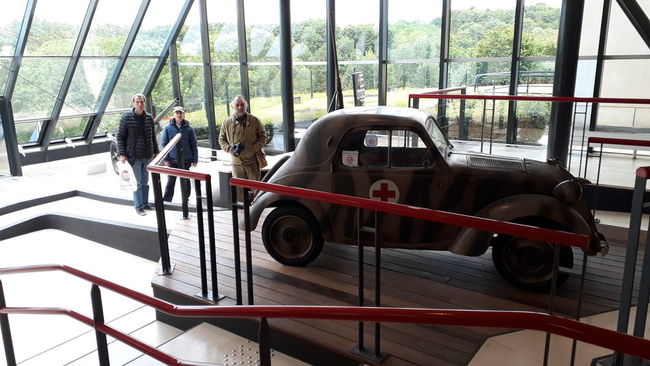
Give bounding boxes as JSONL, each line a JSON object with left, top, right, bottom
{"left": 230, "top": 177, "right": 590, "bottom": 249}
{"left": 408, "top": 93, "right": 650, "bottom": 105}
{"left": 1, "top": 264, "right": 650, "bottom": 361}
{"left": 588, "top": 136, "right": 650, "bottom": 148}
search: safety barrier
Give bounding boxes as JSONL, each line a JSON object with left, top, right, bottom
{"left": 147, "top": 133, "right": 225, "bottom": 302}
{"left": 2, "top": 264, "right": 650, "bottom": 366}
{"left": 228, "top": 177, "right": 592, "bottom": 364}
{"left": 407, "top": 92, "right": 650, "bottom": 159}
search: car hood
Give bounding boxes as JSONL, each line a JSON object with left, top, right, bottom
{"left": 447, "top": 152, "right": 573, "bottom": 195}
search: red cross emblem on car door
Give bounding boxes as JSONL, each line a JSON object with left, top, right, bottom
{"left": 369, "top": 179, "right": 400, "bottom": 203}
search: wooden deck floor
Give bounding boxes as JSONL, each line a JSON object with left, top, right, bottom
{"left": 152, "top": 209, "right": 637, "bottom": 366}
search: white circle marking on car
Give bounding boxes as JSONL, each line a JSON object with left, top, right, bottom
{"left": 369, "top": 179, "right": 400, "bottom": 203}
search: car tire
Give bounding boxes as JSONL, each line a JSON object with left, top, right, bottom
{"left": 262, "top": 205, "right": 324, "bottom": 266}
{"left": 492, "top": 231, "right": 573, "bottom": 293}
{"left": 109, "top": 142, "right": 120, "bottom": 175}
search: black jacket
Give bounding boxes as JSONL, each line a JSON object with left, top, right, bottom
{"left": 116, "top": 109, "right": 159, "bottom": 162}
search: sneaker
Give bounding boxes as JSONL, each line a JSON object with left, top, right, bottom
{"left": 136, "top": 208, "right": 147, "bottom": 216}
{"left": 143, "top": 204, "right": 153, "bottom": 210}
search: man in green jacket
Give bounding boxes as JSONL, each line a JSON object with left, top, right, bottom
{"left": 219, "top": 95, "right": 267, "bottom": 183}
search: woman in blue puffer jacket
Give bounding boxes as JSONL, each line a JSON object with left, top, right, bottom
{"left": 161, "top": 106, "right": 198, "bottom": 202}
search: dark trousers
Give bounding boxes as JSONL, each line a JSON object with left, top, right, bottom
{"left": 163, "top": 161, "right": 191, "bottom": 202}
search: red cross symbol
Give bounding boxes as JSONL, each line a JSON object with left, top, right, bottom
{"left": 372, "top": 182, "right": 396, "bottom": 201}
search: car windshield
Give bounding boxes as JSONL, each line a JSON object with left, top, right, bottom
{"left": 424, "top": 117, "right": 450, "bottom": 155}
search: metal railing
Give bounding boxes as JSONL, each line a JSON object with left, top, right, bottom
{"left": 408, "top": 92, "right": 650, "bottom": 158}
{"left": 147, "top": 133, "right": 224, "bottom": 302}
{"left": 228, "top": 177, "right": 592, "bottom": 364}
{"left": 2, "top": 264, "right": 650, "bottom": 366}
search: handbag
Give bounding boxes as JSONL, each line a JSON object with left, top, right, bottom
{"left": 117, "top": 161, "right": 138, "bottom": 191}
{"left": 256, "top": 149, "right": 268, "bottom": 169}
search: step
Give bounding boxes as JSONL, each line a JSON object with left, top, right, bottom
{"left": 126, "top": 322, "right": 308, "bottom": 366}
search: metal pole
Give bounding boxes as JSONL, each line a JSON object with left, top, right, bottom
{"left": 357, "top": 207, "right": 365, "bottom": 351}
{"left": 152, "top": 172, "right": 173, "bottom": 275}
{"left": 195, "top": 178, "right": 208, "bottom": 298}
{"left": 570, "top": 252, "right": 589, "bottom": 366}
{"left": 0, "top": 280, "right": 16, "bottom": 366}
{"left": 615, "top": 174, "right": 647, "bottom": 365}
{"left": 231, "top": 185, "right": 243, "bottom": 305}
{"left": 374, "top": 211, "right": 381, "bottom": 357}
{"left": 258, "top": 318, "right": 271, "bottom": 366}
{"left": 243, "top": 187, "right": 254, "bottom": 305}
{"left": 178, "top": 144, "right": 189, "bottom": 219}
{"left": 279, "top": 0, "right": 295, "bottom": 152}
{"left": 543, "top": 243, "right": 561, "bottom": 366}
{"left": 205, "top": 180, "right": 220, "bottom": 302}
{"left": 91, "top": 284, "right": 110, "bottom": 366}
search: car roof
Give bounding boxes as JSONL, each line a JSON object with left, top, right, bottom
{"left": 293, "top": 106, "right": 432, "bottom": 168}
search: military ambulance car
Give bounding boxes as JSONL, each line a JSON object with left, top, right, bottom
{"left": 248, "top": 106, "right": 607, "bottom": 292}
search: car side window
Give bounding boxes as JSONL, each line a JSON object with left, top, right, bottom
{"left": 340, "top": 129, "right": 432, "bottom": 168}
{"left": 390, "top": 130, "right": 431, "bottom": 168}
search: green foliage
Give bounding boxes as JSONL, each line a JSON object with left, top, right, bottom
{"left": 3, "top": 3, "right": 561, "bottom": 143}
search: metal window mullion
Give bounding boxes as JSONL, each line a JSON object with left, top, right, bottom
{"left": 279, "top": 0, "right": 295, "bottom": 152}
{"left": 616, "top": 0, "right": 650, "bottom": 49}
{"left": 199, "top": 0, "right": 219, "bottom": 155}
{"left": 236, "top": 0, "right": 251, "bottom": 107}
{"left": 169, "top": 43, "right": 183, "bottom": 106}
{"left": 142, "top": 0, "right": 194, "bottom": 102}
{"left": 42, "top": 0, "right": 98, "bottom": 150}
{"left": 378, "top": 0, "right": 388, "bottom": 106}
{"left": 85, "top": 0, "right": 151, "bottom": 144}
{"left": 326, "top": 0, "right": 335, "bottom": 110}
{"left": 4, "top": 0, "right": 37, "bottom": 101}
{"left": 438, "top": 0, "right": 450, "bottom": 91}
{"left": 437, "top": 0, "right": 451, "bottom": 128}
{"left": 589, "top": 0, "right": 612, "bottom": 131}
{"left": 506, "top": 0, "right": 524, "bottom": 144}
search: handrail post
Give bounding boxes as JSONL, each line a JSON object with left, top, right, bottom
{"left": 459, "top": 88, "right": 467, "bottom": 140}
{"left": 243, "top": 187, "right": 254, "bottom": 305}
{"left": 258, "top": 318, "right": 271, "bottom": 366}
{"left": 357, "top": 207, "right": 365, "bottom": 352}
{"left": 0, "top": 280, "right": 17, "bottom": 366}
{"left": 374, "top": 210, "right": 382, "bottom": 359}
{"left": 542, "top": 243, "right": 561, "bottom": 366}
{"left": 231, "top": 184, "right": 243, "bottom": 305}
{"left": 177, "top": 143, "right": 189, "bottom": 219}
{"left": 91, "top": 284, "right": 110, "bottom": 366}
{"left": 204, "top": 179, "right": 223, "bottom": 302}
{"left": 194, "top": 178, "right": 209, "bottom": 298}
{"left": 614, "top": 173, "right": 648, "bottom": 365}
{"left": 152, "top": 172, "right": 174, "bottom": 275}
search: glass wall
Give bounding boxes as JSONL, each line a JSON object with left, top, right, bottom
{"left": 336, "top": 0, "right": 379, "bottom": 107}
{"left": 2, "top": 0, "right": 648, "bottom": 165}
{"left": 208, "top": 0, "right": 241, "bottom": 127}
{"left": 13, "top": 0, "right": 89, "bottom": 127}
{"left": 386, "top": 0, "right": 441, "bottom": 107}
{"left": 0, "top": 0, "right": 28, "bottom": 92}
{"left": 245, "top": 0, "right": 283, "bottom": 150}
{"left": 291, "top": 0, "right": 327, "bottom": 139}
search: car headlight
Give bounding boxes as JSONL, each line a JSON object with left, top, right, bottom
{"left": 553, "top": 179, "right": 583, "bottom": 205}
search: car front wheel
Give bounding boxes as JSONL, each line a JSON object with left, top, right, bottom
{"left": 262, "top": 206, "right": 324, "bottom": 266}
{"left": 492, "top": 234, "right": 573, "bottom": 292}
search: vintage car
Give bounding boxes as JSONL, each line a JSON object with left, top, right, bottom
{"left": 248, "top": 106, "right": 607, "bottom": 292}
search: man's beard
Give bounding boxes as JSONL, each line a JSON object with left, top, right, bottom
{"left": 235, "top": 110, "right": 245, "bottom": 117}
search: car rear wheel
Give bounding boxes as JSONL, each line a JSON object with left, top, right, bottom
{"left": 492, "top": 233, "right": 573, "bottom": 293}
{"left": 262, "top": 206, "right": 323, "bottom": 266}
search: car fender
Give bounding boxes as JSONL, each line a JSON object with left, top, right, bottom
{"left": 245, "top": 192, "right": 333, "bottom": 241}
{"left": 448, "top": 194, "right": 594, "bottom": 256}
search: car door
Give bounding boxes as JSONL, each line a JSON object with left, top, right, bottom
{"left": 331, "top": 126, "right": 454, "bottom": 248}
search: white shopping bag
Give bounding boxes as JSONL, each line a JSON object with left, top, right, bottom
{"left": 117, "top": 161, "right": 138, "bottom": 191}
